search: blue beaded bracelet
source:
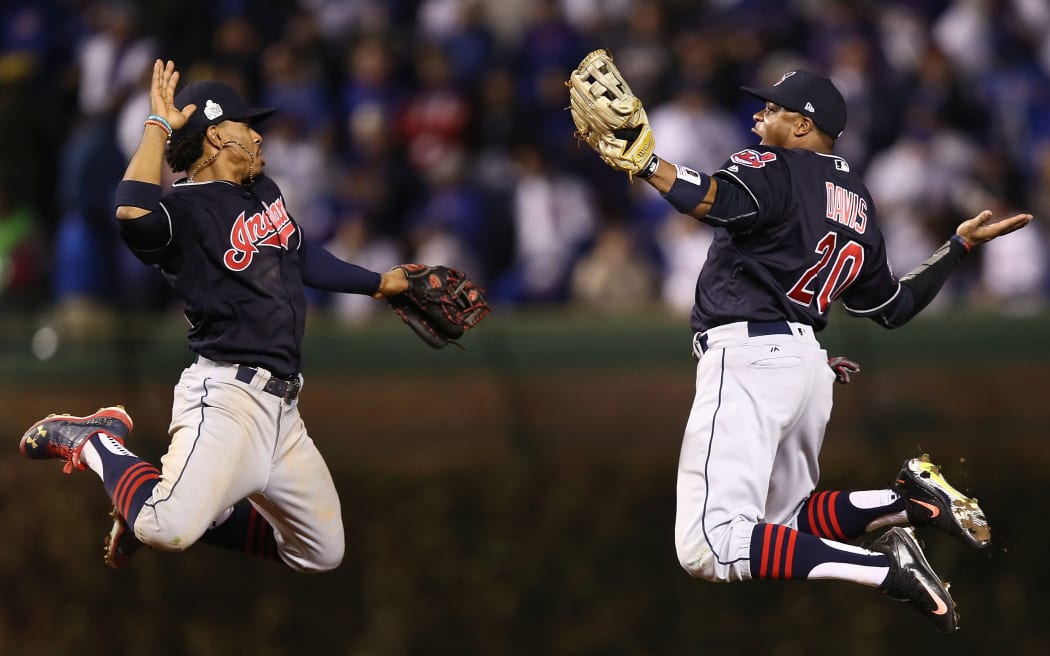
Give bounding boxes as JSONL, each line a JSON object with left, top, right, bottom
{"left": 146, "top": 114, "right": 173, "bottom": 134}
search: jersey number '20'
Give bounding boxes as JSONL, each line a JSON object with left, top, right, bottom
{"left": 787, "top": 231, "right": 864, "bottom": 313}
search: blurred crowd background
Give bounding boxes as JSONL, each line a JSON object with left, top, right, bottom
{"left": 3, "top": 3, "right": 1050, "bottom": 654}
{"left": 1, "top": 0, "right": 1049, "bottom": 326}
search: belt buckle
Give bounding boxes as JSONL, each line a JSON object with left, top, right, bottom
{"left": 285, "top": 377, "right": 301, "bottom": 401}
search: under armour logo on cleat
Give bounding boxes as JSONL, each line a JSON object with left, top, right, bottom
{"left": 24, "top": 426, "right": 45, "bottom": 449}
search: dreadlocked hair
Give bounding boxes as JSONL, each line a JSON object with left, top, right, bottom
{"left": 166, "top": 130, "right": 205, "bottom": 173}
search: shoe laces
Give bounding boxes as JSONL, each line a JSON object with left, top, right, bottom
{"left": 46, "top": 439, "right": 85, "bottom": 475}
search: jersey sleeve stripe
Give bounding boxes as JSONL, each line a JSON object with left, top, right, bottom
{"left": 157, "top": 202, "right": 174, "bottom": 248}
{"left": 124, "top": 202, "right": 175, "bottom": 253}
{"left": 705, "top": 209, "right": 758, "bottom": 226}
{"left": 841, "top": 281, "right": 902, "bottom": 315}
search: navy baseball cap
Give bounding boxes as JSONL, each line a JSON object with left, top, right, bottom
{"left": 173, "top": 81, "right": 275, "bottom": 135}
{"left": 741, "top": 71, "right": 846, "bottom": 138}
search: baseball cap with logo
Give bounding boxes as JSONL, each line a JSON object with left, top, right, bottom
{"left": 741, "top": 70, "right": 846, "bottom": 139}
{"left": 173, "top": 81, "right": 276, "bottom": 135}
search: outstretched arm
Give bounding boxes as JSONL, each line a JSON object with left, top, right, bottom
{"left": 866, "top": 209, "right": 1033, "bottom": 328}
{"left": 299, "top": 239, "right": 409, "bottom": 298}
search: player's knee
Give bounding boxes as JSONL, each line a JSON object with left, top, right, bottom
{"left": 676, "top": 538, "right": 723, "bottom": 582}
{"left": 307, "top": 543, "right": 344, "bottom": 573}
{"left": 281, "top": 533, "right": 345, "bottom": 573}
{"left": 284, "top": 546, "right": 343, "bottom": 573}
{"left": 137, "top": 527, "right": 199, "bottom": 552}
{"left": 132, "top": 511, "right": 208, "bottom": 552}
{"left": 676, "top": 519, "right": 752, "bottom": 583}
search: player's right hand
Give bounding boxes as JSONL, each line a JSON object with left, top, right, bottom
{"left": 955, "top": 210, "right": 1033, "bottom": 247}
{"left": 150, "top": 59, "right": 196, "bottom": 132}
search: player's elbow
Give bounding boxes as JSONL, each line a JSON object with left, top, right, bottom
{"left": 875, "top": 315, "right": 906, "bottom": 329}
{"left": 115, "top": 205, "right": 151, "bottom": 221}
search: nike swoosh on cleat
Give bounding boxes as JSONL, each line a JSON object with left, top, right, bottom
{"left": 919, "top": 579, "right": 949, "bottom": 616}
{"left": 912, "top": 499, "right": 940, "bottom": 519}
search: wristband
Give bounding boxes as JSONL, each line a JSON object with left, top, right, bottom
{"left": 114, "top": 180, "right": 162, "bottom": 210}
{"left": 143, "top": 120, "right": 172, "bottom": 140}
{"left": 146, "top": 114, "right": 173, "bottom": 133}
{"left": 949, "top": 234, "right": 971, "bottom": 254}
{"left": 636, "top": 154, "right": 660, "bottom": 179}
{"left": 144, "top": 115, "right": 173, "bottom": 141}
{"left": 662, "top": 164, "right": 711, "bottom": 214}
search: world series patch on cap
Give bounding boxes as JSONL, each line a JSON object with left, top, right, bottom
{"left": 173, "top": 81, "right": 275, "bottom": 135}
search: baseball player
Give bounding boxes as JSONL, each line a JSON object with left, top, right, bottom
{"left": 569, "top": 54, "right": 1032, "bottom": 632}
{"left": 18, "top": 60, "right": 422, "bottom": 572}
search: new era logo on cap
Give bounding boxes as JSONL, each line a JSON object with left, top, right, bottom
{"left": 741, "top": 70, "right": 847, "bottom": 138}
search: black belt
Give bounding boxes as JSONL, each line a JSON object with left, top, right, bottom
{"left": 698, "top": 320, "right": 793, "bottom": 352}
{"left": 745, "top": 320, "right": 793, "bottom": 337}
{"left": 234, "top": 365, "right": 301, "bottom": 402}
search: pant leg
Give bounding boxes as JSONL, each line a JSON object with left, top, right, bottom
{"left": 675, "top": 338, "right": 814, "bottom": 582}
{"left": 133, "top": 367, "right": 275, "bottom": 551}
{"left": 765, "top": 343, "right": 836, "bottom": 527}
{"left": 254, "top": 395, "right": 344, "bottom": 573}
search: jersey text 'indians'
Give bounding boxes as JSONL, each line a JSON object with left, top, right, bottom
{"left": 224, "top": 197, "right": 296, "bottom": 271}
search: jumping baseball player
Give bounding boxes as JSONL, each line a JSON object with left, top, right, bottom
{"left": 569, "top": 52, "right": 1032, "bottom": 632}
{"left": 18, "top": 60, "right": 487, "bottom": 571}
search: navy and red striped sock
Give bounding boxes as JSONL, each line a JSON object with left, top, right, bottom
{"left": 89, "top": 435, "right": 160, "bottom": 528}
{"left": 797, "top": 490, "right": 905, "bottom": 540}
{"left": 88, "top": 437, "right": 278, "bottom": 562}
{"left": 750, "top": 523, "right": 888, "bottom": 581}
{"left": 199, "top": 500, "right": 281, "bottom": 562}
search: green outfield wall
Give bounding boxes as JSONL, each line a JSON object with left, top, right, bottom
{"left": 1, "top": 308, "right": 1047, "bottom": 655}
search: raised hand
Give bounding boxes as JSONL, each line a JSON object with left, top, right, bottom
{"left": 149, "top": 59, "right": 196, "bottom": 132}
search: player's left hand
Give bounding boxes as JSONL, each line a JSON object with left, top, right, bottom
{"left": 373, "top": 267, "right": 409, "bottom": 299}
{"left": 828, "top": 356, "right": 860, "bottom": 384}
{"left": 955, "top": 210, "right": 1033, "bottom": 247}
{"left": 566, "top": 49, "right": 656, "bottom": 177}
{"left": 386, "top": 264, "right": 491, "bottom": 349}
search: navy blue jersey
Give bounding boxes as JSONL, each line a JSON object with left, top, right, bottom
{"left": 691, "top": 146, "right": 900, "bottom": 333}
{"left": 120, "top": 176, "right": 306, "bottom": 378}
